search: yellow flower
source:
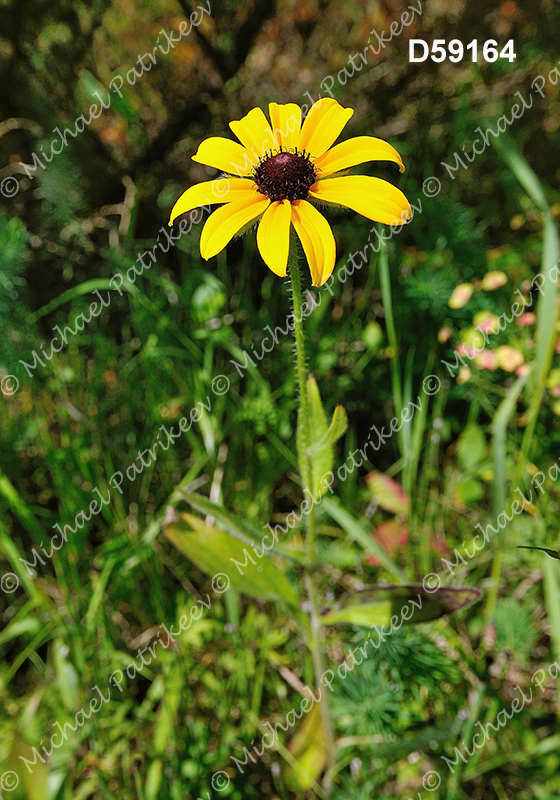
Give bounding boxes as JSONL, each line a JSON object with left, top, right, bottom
{"left": 169, "top": 99, "right": 411, "bottom": 287}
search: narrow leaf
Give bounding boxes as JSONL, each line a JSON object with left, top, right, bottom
{"left": 322, "top": 497, "right": 406, "bottom": 580}
{"left": 8, "top": 734, "right": 50, "bottom": 800}
{"left": 321, "top": 585, "right": 482, "bottom": 627}
{"left": 176, "top": 490, "right": 303, "bottom": 563}
{"left": 286, "top": 703, "right": 327, "bottom": 790}
{"left": 305, "top": 375, "right": 333, "bottom": 499}
{"left": 544, "top": 556, "right": 560, "bottom": 670}
{"left": 516, "top": 545, "right": 560, "bottom": 560}
{"left": 165, "top": 513, "right": 301, "bottom": 613}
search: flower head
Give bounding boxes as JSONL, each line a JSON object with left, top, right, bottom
{"left": 169, "top": 99, "right": 411, "bottom": 286}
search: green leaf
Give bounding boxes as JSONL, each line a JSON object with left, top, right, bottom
{"left": 305, "top": 375, "right": 333, "bottom": 499}
{"left": 516, "top": 545, "right": 560, "bottom": 560}
{"left": 176, "top": 490, "right": 303, "bottom": 563}
{"left": 308, "top": 404, "right": 348, "bottom": 456}
{"left": 544, "top": 556, "right": 560, "bottom": 670}
{"left": 8, "top": 734, "right": 50, "bottom": 800}
{"left": 493, "top": 136, "right": 559, "bottom": 412}
{"left": 490, "top": 369, "right": 530, "bottom": 531}
{"left": 285, "top": 703, "right": 327, "bottom": 791}
{"left": 321, "top": 585, "right": 482, "bottom": 627}
{"left": 165, "top": 513, "right": 302, "bottom": 614}
{"left": 321, "top": 496, "right": 406, "bottom": 580}
{"left": 454, "top": 477, "right": 484, "bottom": 508}
{"left": 456, "top": 423, "right": 486, "bottom": 473}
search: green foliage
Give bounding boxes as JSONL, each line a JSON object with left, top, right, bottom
{"left": 493, "top": 599, "right": 537, "bottom": 665}
{"left": 0, "top": 215, "right": 33, "bottom": 366}
{"left": 2, "top": 0, "right": 560, "bottom": 798}
{"left": 331, "top": 628, "right": 462, "bottom": 737}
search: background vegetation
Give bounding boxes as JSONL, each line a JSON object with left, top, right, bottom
{"left": 1, "top": 0, "right": 560, "bottom": 797}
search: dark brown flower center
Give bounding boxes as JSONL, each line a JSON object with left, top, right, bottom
{"left": 253, "top": 148, "right": 317, "bottom": 202}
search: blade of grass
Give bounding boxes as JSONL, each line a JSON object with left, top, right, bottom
{"left": 378, "top": 237, "right": 403, "bottom": 424}
{"left": 543, "top": 557, "right": 560, "bottom": 677}
{"left": 485, "top": 137, "right": 559, "bottom": 626}
{"left": 485, "top": 370, "right": 530, "bottom": 626}
{"left": 321, "top": 496, "right": 406, "bottom": 580}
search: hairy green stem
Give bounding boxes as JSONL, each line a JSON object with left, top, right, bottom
{"left": 287, "top": 242, "right": 316, "bottom": 559}
{"left": 288, "top": 243, "right": 336, "bottom": 793}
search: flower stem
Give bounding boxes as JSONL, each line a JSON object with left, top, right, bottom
{"left": 288, "top": 241, "right": 336, "bottom": 793}
{"left": 288, "top": 239, "right": 312, "bottom": 495}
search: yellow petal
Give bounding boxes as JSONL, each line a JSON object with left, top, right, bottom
{"left": 229, "top": 107, "right": 276, "bottom": 160}
{"left": 192, "top": 136, "right": 257, "bottom": 175}
{"left": 310, "top": 176, "right": 411, "bottom": 226}
{"left": 298, "top": 98, "right": 354, "bottom": 159}
{"left": 256, "top": 200, "right": 292, "bottom": 277}
{"left": 268, "top": 103, "right": 302, "bottom": 151}
{"left": 314, "top": 135, "right": 405, "bottom": 177}
{"left": 291, "top": 200, "right": 336, "bottom": 287}
{"left": 169, "top": 179, "right": 258, "bottom": 226}
{"left": 200, "top": 195, "right": 270, "bottom": 259}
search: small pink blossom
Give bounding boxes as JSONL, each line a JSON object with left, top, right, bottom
{"left": 481, "top": 270, "right": 507, "bottom": 291}
{"left": 475, "top": 350, "right": 498, "bottom": 370}
{"left": 449, "top": 283, "right": 474, "bottom": 309}
{"left": 496, "top": 345, "right": 524, "bottom": 372}
{"left": 516, "top": 312, "right": 536, "bottom": 327}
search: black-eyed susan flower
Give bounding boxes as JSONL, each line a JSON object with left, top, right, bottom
{"left": 169, "top": 99, "right": 411, "bottom": 287}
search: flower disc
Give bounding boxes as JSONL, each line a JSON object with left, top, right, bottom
{"left": 254, "top": 149, "right": 317, "bottom": 202}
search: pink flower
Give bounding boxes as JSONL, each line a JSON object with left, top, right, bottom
{"left": 457, "top": 343, "right": 477, "bottom": 359}
{"left": 475, "top": 350, "right": 498, "bottom": 370}
{"left": 481, "top": 270, "right": 507, "bottom": 290}
{"left": 449, "top": 283, "right": 473, "bottom": 309}
{"left": 495, "top": 345, "right": 524, "bottom": 372}
{"left": 516, "top": 312, "right": 536, "bottom": 327}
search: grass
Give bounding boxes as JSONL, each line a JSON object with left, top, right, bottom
{"left": 3, "top": 39, "right": 560, "bottom": 800}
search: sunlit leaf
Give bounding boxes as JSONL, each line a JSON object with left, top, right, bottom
{"left": 7, "top": 734, "right": 50, "bottom": 800}
{"left": 285, "top": 703, "right": 327, "bottom": 790}
{"left": 165, "top": 512, "right": 302, "bottom": 614}
{"left": 305, "top": 375, "right": 333, "bottom": 500}
{"left": 308, "top": 404, "right": 348, "bottom": 456}
{"left": 176, "top": 490, "right": 303, "bottom": 563}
